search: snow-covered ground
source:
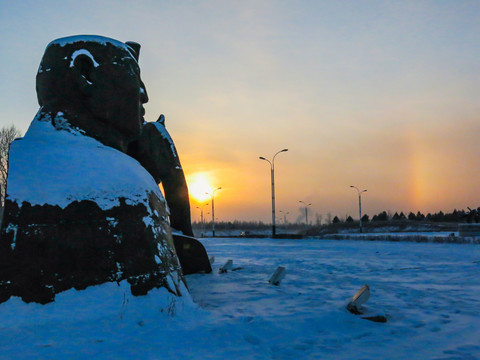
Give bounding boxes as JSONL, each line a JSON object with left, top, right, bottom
{"left": 1, "top": 237, "right": 480, "bottom": 359}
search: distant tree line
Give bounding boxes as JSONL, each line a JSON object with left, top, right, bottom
{"left": 331, "top": 208, "right": 479, "bottom": 224}
{"left": 192, "top": 219, "right": 305, "bottom": 231}
{"left": 193, "top": 208, "right": 480, "bottom": 233}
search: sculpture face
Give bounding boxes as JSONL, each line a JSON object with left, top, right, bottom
{"left": 86, "top": 52, "right": 148, "bottom": 139}
{"left": 36, "top": 36, "right": 149, "bottom": 147}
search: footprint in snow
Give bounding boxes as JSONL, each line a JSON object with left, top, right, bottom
{"left": 244, "top": 334, "right": 261, "bottom": 345}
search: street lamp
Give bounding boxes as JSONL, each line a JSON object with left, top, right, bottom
{"left": 196, "top": 203, "right": 209, "bottom": 236}
{"left": 206, "top": 187, "right": 222, "bottom": 237}
{"left": 299, "top": 201, "right": 312, "bottom": 226}
{"left": 350, "top": 186, "right": 367, "bottom": 233}
{"left": 259, "top": 148, "right": 288, "bottom": 237}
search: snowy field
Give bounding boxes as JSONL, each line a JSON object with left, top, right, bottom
{"left": 1, "top": 238, "right": 480, "bottom": 359}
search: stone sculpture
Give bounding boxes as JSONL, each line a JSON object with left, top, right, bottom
{"left": 128, "top": 115, "right": 212, "bottom": 275}
{"left": 128, "top": 114, "right": 193, "bottom": 236}
{"left": 0, "top": 35, "right": 207, "bottom": 304}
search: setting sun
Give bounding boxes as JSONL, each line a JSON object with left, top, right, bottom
{"left": 186, "top": 173, "right": 213, "bottom": 203}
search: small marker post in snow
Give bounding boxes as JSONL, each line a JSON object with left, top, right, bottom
{"left": 346, "top": 285, "right": 388, "bottom": 322}
{"left": 219, "top": 259, "right": 233, "bottom": 273}
{"left": 269, "top": 266, "right": 286, "bottom": 286}
{"left": 346, "top": 284, "right": 370, "bottom": 314}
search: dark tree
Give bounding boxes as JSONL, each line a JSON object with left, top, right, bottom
{"left": 0, "top": 125, "right": 22, "bottom": 205}
{"left": 373, "top": 211, "right": 388, "bottom": 221}
{"left": 433, "top": 211, "right": 445, "bottom": 222}
{"left": 380, "top": 211, "right": 389, "bottom": 221}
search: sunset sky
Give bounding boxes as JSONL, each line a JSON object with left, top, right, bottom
{"left": 1, "top": 1, "right": 479, "bottom": 223}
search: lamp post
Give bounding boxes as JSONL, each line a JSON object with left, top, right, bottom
{"left": 196, "top": 203, "right": 209, "bottom": 236}
{"left": 206, "top": 187, "right": 222, "bottom": 237}
{"left": 259, "top": 148, "right": 288, "bottom": 237}
{"left": 299, "top": 201, "right": 312, "bottom": 226}
{"left": 350, "top": 186, "right": 367, "bottom": 233}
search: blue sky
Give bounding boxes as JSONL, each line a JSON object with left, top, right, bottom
{"left": 1, "top": 1, "right": 479, "bottom": 221}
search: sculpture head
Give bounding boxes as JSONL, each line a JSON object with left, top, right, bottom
{"left": 36, "top": 35, "right": 149, "bottom": 151}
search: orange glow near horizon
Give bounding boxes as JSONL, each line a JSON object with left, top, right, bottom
{"left": 186, "top": 172, "right": 214, "bottom": 203}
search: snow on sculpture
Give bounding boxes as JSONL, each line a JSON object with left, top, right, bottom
{"left": 0, "top": 35, "right": 193, "bottom": 304}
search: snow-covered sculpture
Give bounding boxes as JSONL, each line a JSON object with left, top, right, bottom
{"left": 0, "top": 36, "right": 187, "bottom": 304}
{"left": 128, "top": 114, "right": 212, "bottom": 275}
{"left": 128, "top": 114, "right": 192, "bottom": 236}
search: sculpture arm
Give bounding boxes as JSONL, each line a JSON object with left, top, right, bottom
{"left": 127, "top": 117, "right": 194, "bottom": 237}
{"left": 161, "top": 166, "right": 194, "bottom": 236}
